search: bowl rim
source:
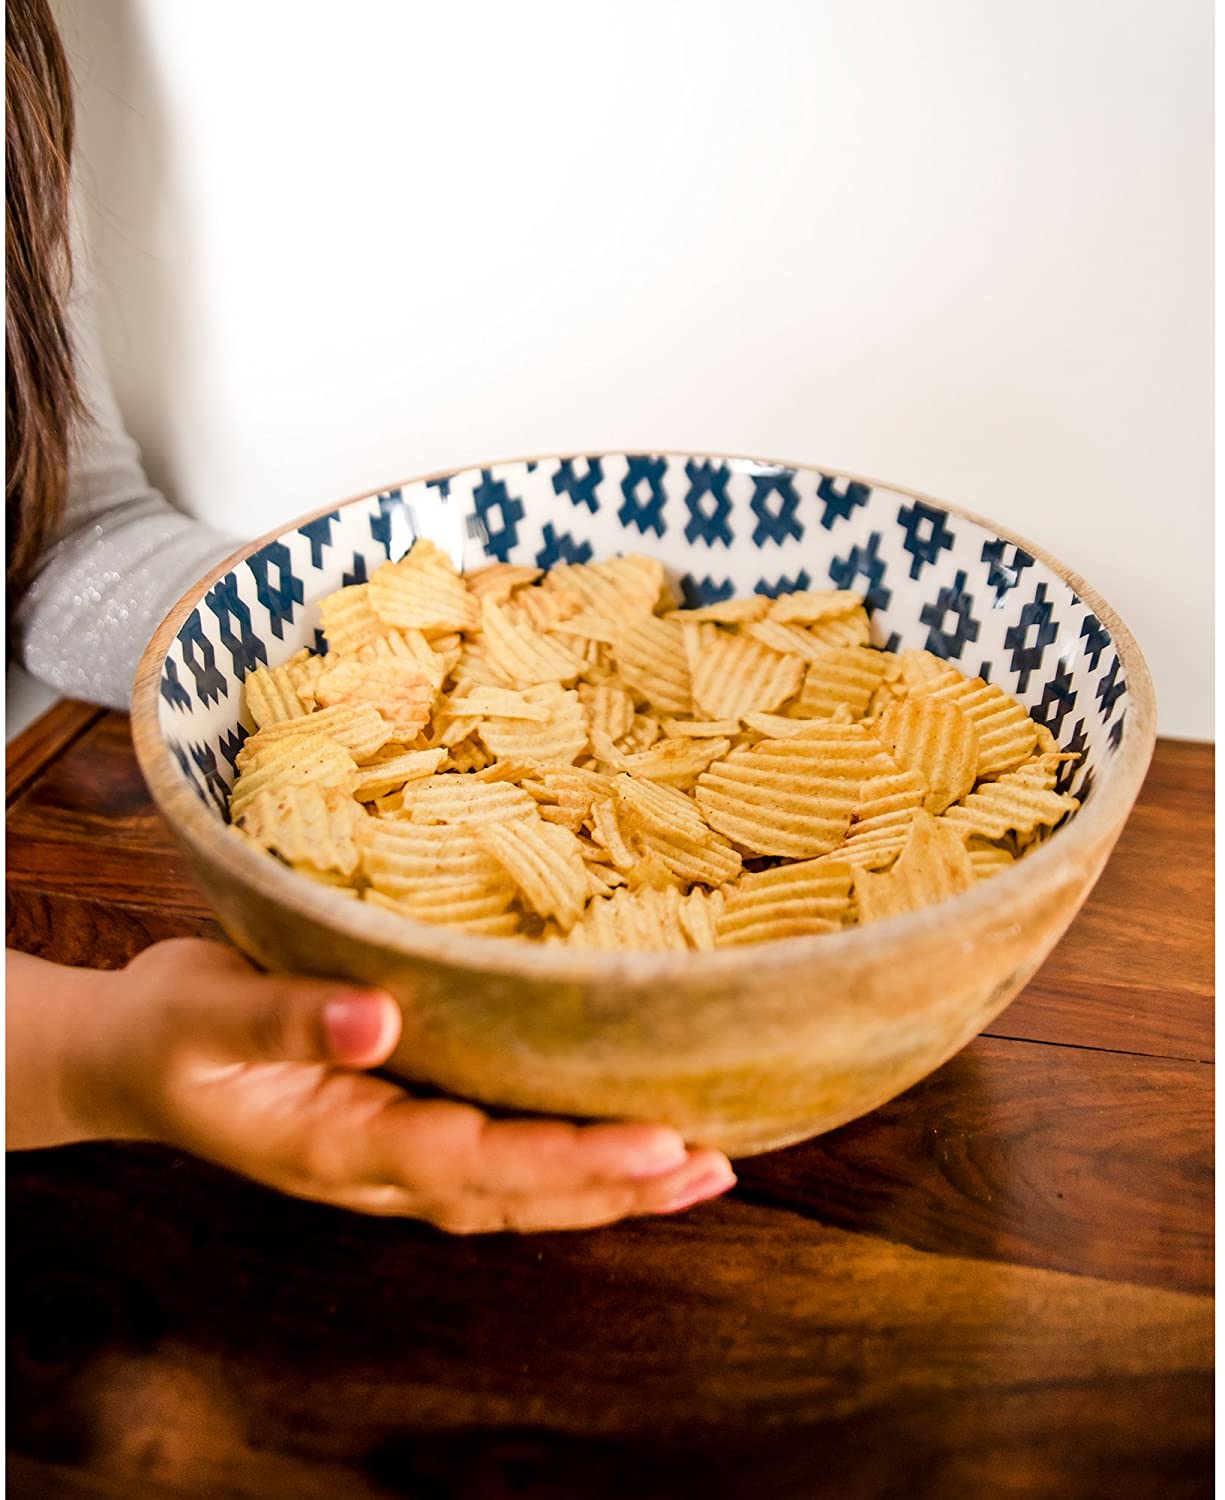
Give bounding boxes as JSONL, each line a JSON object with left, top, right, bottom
{"left": 132, "top": 450, "right": 1158, "bottom": 985}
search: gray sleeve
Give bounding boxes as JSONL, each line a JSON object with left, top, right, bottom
{"left": 14, "top": 217, "right": 239, "bottom": 711}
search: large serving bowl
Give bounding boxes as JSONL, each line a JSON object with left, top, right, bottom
{"left": 132, "top": 453, "right": 1155, "bottom": 1156}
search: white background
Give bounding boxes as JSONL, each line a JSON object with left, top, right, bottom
{"left": 36, "top": 0, "right": 1212, "bottom": 738}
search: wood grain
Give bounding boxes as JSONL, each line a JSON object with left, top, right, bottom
{"left": 5, "top": 699, "right": 103, "bottom": 809}
{"left": 4, "top": 708, "right": 1214, "bottom": 1499}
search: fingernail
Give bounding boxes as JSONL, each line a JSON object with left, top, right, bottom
{"left": 323, "top": 993, "right": 395, "bottom": 1061}
{"left": 626, "top": 1138, "right": 691, "bottom": 1180}
{"left": 654, "top": 1167, "right": 737, "bottom": 1215}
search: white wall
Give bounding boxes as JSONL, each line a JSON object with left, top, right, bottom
{"left": 53, "top": 0, "right": 1212, "bottom": 738}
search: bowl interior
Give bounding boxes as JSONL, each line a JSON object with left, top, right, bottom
{"left": 155, "top": 454, "right": 1131, "bottom": 828}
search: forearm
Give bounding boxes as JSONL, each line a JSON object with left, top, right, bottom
{"left": 5, "top": 950, "right": 126, "bottom": 1149}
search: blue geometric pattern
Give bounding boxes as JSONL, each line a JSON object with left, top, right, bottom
{"left": 472, "top": 470, "right": 525, "bottom": 562}
{"left": 981, "top": 539, "right": 1034, "bottom": 606}
{"left": 1003, "top": 581, "right": 1059, "bottom": 693}
{"left": 829, "top": 533, "right": 892, "bottom": 615}
{"left": 618, "top": 456, "right": 668, "bottom": 538}
{"left": 682, "top": 460, "right": 734, "bottom": 547}
{"left": 158, "top": 454, "right": 1132, "bottom": 823}
{"left": 749, "top": 472, "right": 803, "bottom": 548}
{"left": 897, "top": 500, "right": 954, "bottom": 580}
{"left": 553, "top": 457, "right": 603, "bottom": 514}
{"left": 919, "top": 570, "right": 980, "bottom": 660}
{"left": 816, "top": 474, "right": 871, "bottom": 531}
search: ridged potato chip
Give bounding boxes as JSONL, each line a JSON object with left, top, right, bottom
{"left": 616, "top": 736, "right": 731, "bottom": 789}
{"left": 917, "top": 672, "right": 1038, "bottom": 778}
{"left": 445, "top": 685, "right": 553, "bottom": 721}
{"left": 399, "top": 774, "right": 537, "bottom": 826}
{"left": 688, "top": 624, "right": 805, "bottom": 720}
{"left": 587, "top": 795, "right": 641, "bottom": 872}
{"left": 694, "top": 724, "right": 889, "bottom": 858}
{"left": 320, "top": 584, "right": 387, "bottom": 654}
{"left": 238, "top": 783, "right": 364, "bottom": 875}
{"left": 872, "top": 698, "right": 979, "bottom": 814}
{"left": 550, "top": 554, "right": 668, "bottom": 617}
{"left": 352, "top": 748, "right": 447, "bottom": 801}
{"left": 806, "top": 607, "right": 872, "bottom": 648}
{"left": 839, "top": 767, "right": 929, "bottom": 869}
{"left": 362, "top": 821, "right": 518, "bottom": 934}
{"left": 465, "top": 562, "right": 542, "bottom": 602}
{"left": 896, "top": 649, "right": 951, "bottom": 688}
{"left": 356, "top": 628, "right": 451, "bottom": 689}
{"left": 667, "top": 596, "right": 768, "bottom": 624}
{"left": 293, "top": 862, "right": 361, "bottom": 895}
{"left": 744, "top": 619, "right": 845, "bottom": 667}
{"left": 579, "top": 681, "right": 636, "bottom": 743}
{"left": 520, "top": 766, "right": 612, "bottom": 833}
{"left": 364, "top": 886, "right": 520, "bottom": 936}
{"left": 475, "top": 683, "right": 588, "bottom": 765}
{"left": 315, "top": 657, "right": 436, "bottom": 740}
{"left": 368, "top": 539, "right": 478, "bottom": 633}
{"left": 477, "top": 816, "right": 590, "bottom": 930}
{"left": 717, "top": 857, "right": 854, "bottom": 945}
{"left": 244, "top": 651, "right": 317, "bottom": 728}
{"left": 613, "top": 773, "right": 742, "bottom": 886}
{"left": 940, "top": 767, "right": 1079, "bottom": 842}
{"left": 659, "top": 716, "right": 742, "bottom": 739}
{"left": 791, "top": 647, "right": 893, "bottom": 720}
{"left": 564, "top": 885, "right": 724, "bottom": 952}
{"left": 230, "top": 734, "right": 357, "bottom": 819}
{"left": 236, "top": 705, "right": 393, "bottom": 771}
{"left": 767, "top": 589, "right": 863, "bottom": 625}
{"left": 611, "top": 615, "right": 692, "bottom": 715}
{"left": 480, "top": 597, "right": 586, "bottom": 688}
{"left": 853, "top": 810, "right": 974, "bottom": 923}
{"left": 967, "top": 838, "right": 1016, "bottom": 881}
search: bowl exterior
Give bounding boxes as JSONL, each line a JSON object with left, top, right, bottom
{"left": 134, "top": 454, "right": 1157, "bottom": 1156}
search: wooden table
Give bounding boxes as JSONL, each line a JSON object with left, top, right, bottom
{"left": 6, "top": 706, "right": 1214, "bottom": 1499}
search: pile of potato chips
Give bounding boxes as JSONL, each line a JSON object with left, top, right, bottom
{"left": 229, "top": 542, "right": 1079, "bottom": 949}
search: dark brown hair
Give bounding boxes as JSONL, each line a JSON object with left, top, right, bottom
{"left": 6, "top": 0, "right": 83, "bottom": 603}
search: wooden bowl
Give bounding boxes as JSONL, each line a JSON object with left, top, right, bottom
{"left": 132, "top": 454, "right": 1155, "bottom": 1156}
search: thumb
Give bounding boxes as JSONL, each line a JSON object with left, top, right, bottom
{"left": 193, "top": 970, "right": 403, "bottom": 1068}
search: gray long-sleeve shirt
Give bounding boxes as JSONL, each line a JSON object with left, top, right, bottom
{"left": 14, "top": 229, "right": 238, "bottom": 711}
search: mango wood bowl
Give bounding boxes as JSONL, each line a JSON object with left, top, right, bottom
{"left": 132, "top": 454, "right": 1155, "bottom": 1156}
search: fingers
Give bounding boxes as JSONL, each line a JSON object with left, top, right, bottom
{"left": 287, "top": 1146, "right": 738, "bottom": 1231}
{"left": 183, "top": 967, "right": 402, "bottom": 1069}
{"left": 362, "top": 1097, "right": 704, "bottom": 1197}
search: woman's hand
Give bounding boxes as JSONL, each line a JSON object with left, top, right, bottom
{"left": 7, "top": 940, "right": 735, "bottom": 1232}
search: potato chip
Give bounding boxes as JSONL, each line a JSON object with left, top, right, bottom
{"left": 688, "top": 624, "right": 805, "bottom": 720}
{"left": 548, "top": 613, "right": 620, "bottom": 646}
{"left": 564, "top": 885, "right": 722, "bottom": 952}
{"left": 616, "top": 736, "right": 731, "bottom": 789}
{"left": 806, "top": 607, "right": 872, "bottom": 648}
{"left": 351, "top": 748, "right": 448, "bottom": 801}
{"left": 230, "top": 734, "right": 357, "bottom": 819}
{"left": 694, "top": 724, "right": 888, "bottom": 858}
{"left": 464, "top": 562, "right": 542, "bottom": 602}
{"left": 616, "top": 713, "right": 662, "bottom": 755}
{"left": 399, "top": 774, "right": 537, "bottom": 826}
{"left": 585, "top": 859, "right": 625, "bottom": 900}
{"left": 840, "top": 767, "right": 929, "bottom": 869}
{"left": 967, "top": 838, "right": 1016, "bottom": 881}
{"left": 612, "top": 773, "right": 742, "bottom": 886}
{"left": 475, "top": 683, "right": 588, "bottom": 765}
{"left": 236, "top": 705, "right": 393, "bottom": 771}
{"left": 364, "top": 886, "right": 520, "bottom": 936}
{"left": 625, "top": 853, "right": 685, "bottom": 892}
{"left": 872, "top": 698, "right": 979, "bottom": 814}
{"left": 510, "top": 582, "right": 582, "bottom": 632}
{"left": 658, "top": 716, "right": 742, "bottom": 739}
{"left": 744, "top": 619, "right": 848, "bottom": 667}
{"left": 669, "top": 596, "right": 768, "bottom": 624}
{"left": 471, "top": 758, "right": 540, "bottom": 784}
{"left": 315, "top": 657, "right": 436, "bottom": 740}
{"left": 550, "top": 554, "right": 668, "bottom": 617}
{"left": 587, "top": 795, "right": 641, "bottom": 872}
{"left": 356, "top": 628, "right": 451, "bottom": 690}
{"left": 579, "top": 681, "right": 636, "bottom": 743}
{"left": 320, "top": 584, "right": 387, "bottom": 654}
{"left": 896, "top": 648, "right": 951, "bottom": 688}
{"left": 940, "top": 767, "right": 1079, "bottom": 843}
{"left": 520, "top": 766, "right": 612, "bottom": 833}
{"left": 917, "top": 672, "right": 1038, "bottom": 778}
{"left": 293, "top": 862, "right": 361, "bottom": 895}
{"left": 368, "top": 539, "right": 478, "bottom": 633}
{"left": 790, "top": 646, "right": 893, "bottom": 720}
{"left": 767, "top": 589, "right": 863, "bottom": 625}
{"left": 238, "top": 783, "right": 365, "bottom": 875}
{"left": 444, "top": 685, "right": 554, "bottom": 721}
{"left": 717, "top": 857, "right": 854, "bottom": 945}
{"left": 479, "top": 597, "right": 586, "bottom": 688}
{"left": 1031, "top": 721, "right": 1061, "bottom": 757}
{"left": 611, "top": 615, "right": 692, "bottom": 714}
{"left": 853, "top": 811, "right": 974, "bottom": 924}
{"left": 477, "top": 816, "right": 590, "bottom": 931}
{"left": 244, "top": 650, "right": 317, "bottom": 728}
